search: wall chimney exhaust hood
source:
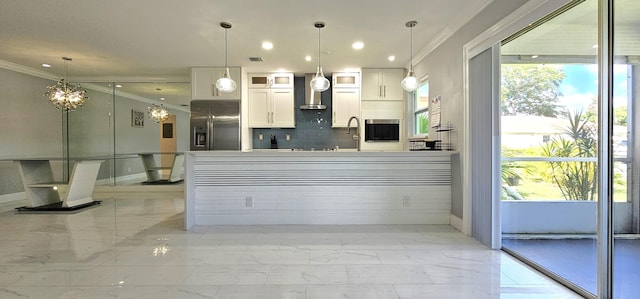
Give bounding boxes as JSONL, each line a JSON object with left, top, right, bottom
{"left": 300, "top": 73, "right": 327, "bottom": 110}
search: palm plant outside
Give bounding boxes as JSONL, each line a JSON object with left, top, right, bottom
{"left": 541, "top": 110, "right": 597, "bottom": 200}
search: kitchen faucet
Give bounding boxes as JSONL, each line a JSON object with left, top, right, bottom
{"left": 347, "top": 116, "right": 361, "bottom": 151}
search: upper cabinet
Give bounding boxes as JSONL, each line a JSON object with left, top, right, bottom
{"left": 248, "top": 89, "right": 295, "bottom": 128}
{"left": 332, "top": 72, "right": 360, "bottom": 88}
{"left": 361, "top": 68, "right": 405, "bottom": 101}
{"left": 248, "top": 72, "right": 295, "bottom": 128}
{"left": 191, "top": 67, "right": 241, "bottom": 100}
{"left": 248, "top": 73, "right": 294, "bottom": 89}
{"left": 331, "top": 72, "right": 361, "bottom": 128}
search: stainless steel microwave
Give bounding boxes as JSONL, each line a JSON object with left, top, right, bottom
{"left": 364, "top": 119, "right": 400, "bottom": 142}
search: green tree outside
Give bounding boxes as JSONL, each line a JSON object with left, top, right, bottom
{"left": 501, "top": 64, "right": 565, "bottom": 117}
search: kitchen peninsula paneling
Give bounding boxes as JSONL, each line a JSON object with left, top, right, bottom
{"left": 184, "top": 151, "right": 454, "bottom": 228}
{"left": 191, "top": 67, "right": 241, "bottom": 100}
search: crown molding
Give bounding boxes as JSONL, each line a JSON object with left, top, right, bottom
{"left": 408, "top": 0, "right": 494, "bottom": 70}
{"left": 0, "top": 59, "right": 59, "bottom": 81}
{"left": 0, "top": 59, "right": 190, "bottom": 113}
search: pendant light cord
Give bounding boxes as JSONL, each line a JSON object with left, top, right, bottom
{"left": 224, "top": 28, "right": 228, "bottom": 68}
{"left": 63, "top": 57, "right": 70, "bottom": 91}
{"left": 317, "top": 27, "right": 321, "bottom": 68}
{"left": 409, "top": 24, "right": 413, "bottom": 72}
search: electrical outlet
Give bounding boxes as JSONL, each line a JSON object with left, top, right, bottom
{"left": 245, "top": 196, "right": 254, "bottom": 208}
{"left": 402, "top": 196, "right": 411, "bottom": 207}
{"left": 258, "top": 134, "right": 263, "bottom": 140}
{"left": 127, "top": 167, "right": 131, "bottom": 173}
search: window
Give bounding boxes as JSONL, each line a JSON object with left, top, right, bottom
{"left": 414, "top": 81, "right": 429, "bottom": 135}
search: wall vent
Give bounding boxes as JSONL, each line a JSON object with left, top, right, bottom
{"left": 249, "top": 57, "right": 263, "bottom": 62}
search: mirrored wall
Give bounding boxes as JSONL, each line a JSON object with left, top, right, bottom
{"left": 65, "top": 82, "right": 191, "bottom": 186}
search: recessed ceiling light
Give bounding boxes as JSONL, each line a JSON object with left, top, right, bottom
{"left": 115, "top": 84, "right": 123, "bottom": 88}
{"left": 262, "top": 41, "right": 273, "bottom": 50}
{"left": 352, "top": 41, "right": 364, "bottom": 50}
{"left": 388, "top": 55, "right": 396, "bottom": 62}
{"left": 531, "top": 55, "right": 539, "bottom": 59}
{"left": 160, "top": 97, "right": 166, "bottom": 101}
{"left": 41, "top": 63, "right": 51, "bottom": 68}
{"left": 305, "top": 55, "right": 312, "bottom": 62}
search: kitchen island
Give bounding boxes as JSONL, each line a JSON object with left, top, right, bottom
{"left": 184, "top": 151, "right": 455, "bottom": 229}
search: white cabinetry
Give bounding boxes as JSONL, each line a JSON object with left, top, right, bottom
{"left": 361, "top": 68, "right": 405, "bottom": 101}
{"left": 248, "top": 88, "right": 295, "bottom": 128}
{"left": 249, "top": 73, "right": 294, "bottom": 88}
{"left": 332, "top": 88, "right": 360, "bottom": 127}
{"left": 332, "top": 72, "right": 360, "bottom": 88}
{"left": 248, "top": 72, "right": 295, "bottom": 128}
{"left": 191, "top": 67, "right": 241, "bottom": 100}
{"left": 331, "top": 72, "right": 360, "bottom": 128}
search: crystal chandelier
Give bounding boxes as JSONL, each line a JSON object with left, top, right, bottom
{"left": 45, "top": 57, "right": 87, "bottom": 111}
{"left": 215, "top": 22, "right": 237, "bottom": 93}
{"left": 148, "top": 88, "right": 170, "bottom": 123}
{"left": 310, "top": 21, "right": 330, "bottom": 92}
{"left": 401, "top": 21, "right": 419, "bottom": 92}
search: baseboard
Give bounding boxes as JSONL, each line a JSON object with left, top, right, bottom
{"left": 94, "top": 184, "right": 183, "bottom": 193}
{"left": 450, "top": 214, "right": 465, "bottom": 234}
{"left": 0, "top": 191, "right": 26, "bottom": 204}
{"left": 95, "top": 173, "right": 147, "bottom": 185}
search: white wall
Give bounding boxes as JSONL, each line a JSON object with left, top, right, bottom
{"left": 410, "top": 0, "right": 529, "bottom": 223}
{"left": 0, "top": 68, "right": 63, "bottom": 195}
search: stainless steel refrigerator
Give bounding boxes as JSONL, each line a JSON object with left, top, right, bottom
{"left": 190, "top": 100, "right": 241, "bottom": 150}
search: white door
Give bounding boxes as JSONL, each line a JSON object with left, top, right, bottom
{"left": 271, "top": 89, "right": 295, "bottom": 128}
{"left": 248, "top": 89, "right": 271, "bottom": 128}
{"left": 382, "top": 69, "right": 405, "bottom": 101}
{"left": 191, "top": 68, "right": 216, "bottom": 100}
{"left": 332, "top": 89, "right": 360, "bottom": 127}
{"left": 361, "top": 69, "right": 382, "bottom": 101}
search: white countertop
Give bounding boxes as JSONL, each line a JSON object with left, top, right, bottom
{"left": 187, "top": 150, "right": 458, "bottom": 156}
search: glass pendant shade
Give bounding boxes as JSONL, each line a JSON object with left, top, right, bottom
{"left": 216, "top": 22, "right": 237, "bottom": 93}
{"left": 311, "top": 21, "right": 330, "bottom": 92}
{"left": 310, "top": 66, "right": 330, "bottom": 92}
{"left": 215, "top": 67, "right": 237, "bottom": 92}
{"left": 45, "top": 57, "right": 87, "bottom": 111}
{"left": 401, "top": 20, "right": 419, "bottom": 92}
{"left": 401, "top": 71, "right": 419, "bottom": 92}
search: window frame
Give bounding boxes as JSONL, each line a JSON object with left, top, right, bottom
{"left": 412, "top": 77, "right": 430, "bottom": 137}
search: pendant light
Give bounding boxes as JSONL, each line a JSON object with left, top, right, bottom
{"left": 45, "top": 57, "right": 88, "bottom": 111}
{"left": 148, "top": 88, "right": 170, "bottom": 123}
{"left": 401, "top": 20, "right": 419, "bottom": 92}
{"left": 310, "top": 21, "right": 330, "bottom": 92}
{"left": 215, "top": 21, "right": 237, "bottom": 93}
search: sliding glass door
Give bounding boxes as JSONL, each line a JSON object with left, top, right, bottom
{"left": 495, "top": 0, "right": 639, "bottom": 297}
{"left": 612, "top": 0, "right": 639, "bottom": 297}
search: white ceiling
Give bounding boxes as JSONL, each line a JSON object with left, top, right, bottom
{"left": 0, "top": 0, "right": 493, "bottom": 82}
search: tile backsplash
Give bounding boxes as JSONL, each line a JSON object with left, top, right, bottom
{"left": 252, "top": 76, "right": 357, "bottom": 150}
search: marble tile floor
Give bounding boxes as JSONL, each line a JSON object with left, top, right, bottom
{"left": 0, "top": 191, "right": 582, "bottom": 299}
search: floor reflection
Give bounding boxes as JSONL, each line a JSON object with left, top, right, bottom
{"left": 0, "top": 191, "right": 580, "bottom": 298}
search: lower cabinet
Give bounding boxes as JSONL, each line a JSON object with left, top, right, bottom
{"left": 248, "top": 89, "right": 295, "bottom": 128}
{"left": 332, "top": 88, "right": 360, "bottom": 127}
